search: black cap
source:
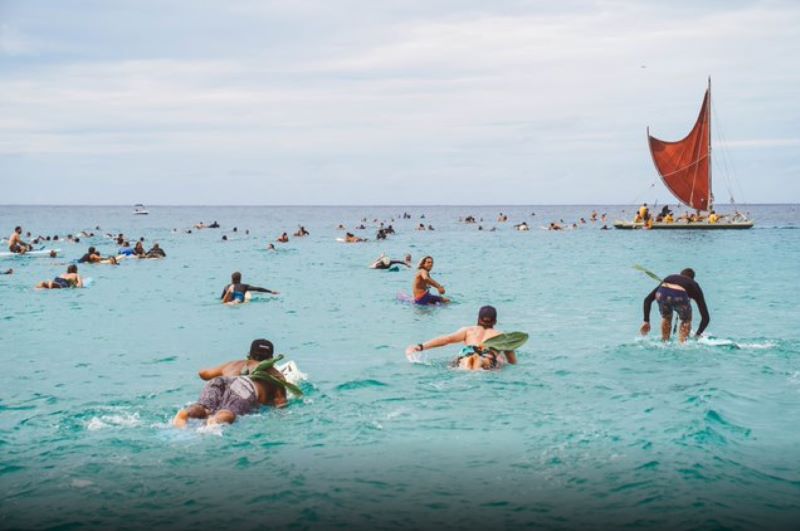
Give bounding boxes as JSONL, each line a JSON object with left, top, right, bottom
{"left": 248, "top": 339, "right": 274, "bottom": 360}
{"left": 478, "top": 305, "right": 497, "bottom": 322}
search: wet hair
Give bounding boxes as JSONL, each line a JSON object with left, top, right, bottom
{"left": 680, "top": 268, "right": 695, "bottom": 279}
{"left": 67, "top": 264, "right": 78, "bottom": 274}
{"left": 417, "top": 256, "right": 433, "bottom": 269}
{"left": 232, "top": 271, "right": 242, "bottom": 283}
{"left": 477, "top": 305, "right": 497, "bottom": 328}
{"left": 14, "top": 226, "right": 21, "bottom": 232}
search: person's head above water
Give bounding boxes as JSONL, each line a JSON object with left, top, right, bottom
{"left": 231, "top": 271, "right": 242, "bottom": 283}
{"left": 248, "top": 338, "right": 274, "bottom": 361}
{"left": 477, "top": 305, "right": 497, "bottom": 328}
{"left": 14, "top": 226, "right": 21, "bottom": 234}
{"left": 88, "top": 246, "right": 96, "bottom": 254}
{"left": 67, "top": 264, "right": 78, "bottom": 274}
{"left": 680, "top": 268, "right": 695, "bottom": 279}
{"left": 418, "top": 256, "right": 433, "bottom": 270}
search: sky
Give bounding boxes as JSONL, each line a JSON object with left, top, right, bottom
{"left": 1, "top": 0, "right": 798, "bottom": 205}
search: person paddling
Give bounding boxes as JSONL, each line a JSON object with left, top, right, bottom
{"left": 405, "top": 306, "right": 518, "bottom": 370}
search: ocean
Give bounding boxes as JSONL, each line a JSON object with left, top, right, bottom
{"left": 1, "top": 204, "right": 799, "bottom": 530}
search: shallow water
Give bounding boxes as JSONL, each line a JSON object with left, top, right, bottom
{"left": 1, "top": 204, "right": 799, "bottom": 529}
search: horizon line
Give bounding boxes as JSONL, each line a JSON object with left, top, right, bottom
{"left": 0, "top": 202, "right": 794, "bottom": 208}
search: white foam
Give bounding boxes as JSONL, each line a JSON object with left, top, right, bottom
{"left": 71, "top": 479, "right": 94, "bottom": 488}
{"left": 86, "top": 412, "right": 141, "bottom": 431}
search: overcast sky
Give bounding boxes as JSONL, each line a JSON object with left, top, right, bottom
{"left": 1, "top": 0, "right": 798, "bottom": 205}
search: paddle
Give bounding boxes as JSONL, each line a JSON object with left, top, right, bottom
{"left": 249, "top": 355, "right": 304, "bottom": 396}
{"left": 481, "top": 332, "right": 529, "bottom": 352}
{"left": 633, "top": 264, "right": 661, "bottom": 282}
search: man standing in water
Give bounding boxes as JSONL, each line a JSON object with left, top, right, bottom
{"left": 405, "top": 306, "right": 517, "bottom": 370}
{"left": 640, "top": 268, "right": 710, "bottom": 342}
{"left": 413, "top": 256, "right": 449, "bottom": 305}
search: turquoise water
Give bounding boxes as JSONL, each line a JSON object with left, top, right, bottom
{"left": 1, "top": 205, "right": 799, "bottom": 529}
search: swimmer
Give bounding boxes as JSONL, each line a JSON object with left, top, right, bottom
{"left": 344, "top": 232, "right": 366, "bottom": 243}
{"left": 2, "top": 268, "right": 13, "bottom": 275}
{"left": 36, "top": 264, "right": 83, "bottom": 289}
{"left": 78, "top": 246, "right": 118, "bottom": 264}
{"left": 640, "top": 267, "right": 710, "bottom": 343}
{"left": 8, "top": 226, "right": 30, "bottom": 254}
{"left": 194, "top": 222, "right": 207, "bottom": 230}
{"left": 277, "top": 232, "right": 289, "bottom": 243}
{"left": 266, "top": 243, "right": 276, "bottom": 251}
{"left": 293, "top": 226, "right": 310, "bottom": 237}
{"left": 405, "top": 306, "right": 517, "bottom": 370}
{"left": 145, "top": 243, "right": 166, "bottom": 258}
{"left": 413, "top": 256, "right": 449, "bottom": 305}
{"left": 515, "top": 221, "right": 529, "bottom": 231}
{"left": 172, "top": 354, "right": 296, "bottom": 428}
{"left": 133, "top": 241, "right": 146, "bottom": 258}
{"left": 221, "top": 271, "right": 279, "bottom": 304}
{"left": 209, "top": 221, "right": 220, "bottom": 228}
{"left": 370, "top": 253, "right": 412, "bottom": 270}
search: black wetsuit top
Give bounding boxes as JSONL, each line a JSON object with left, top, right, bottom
{"left": 78, "top": 253, "right": 93, "bottom": 263}
{"left": 146, "top": 247, "right": 166, "bottom": 257}
{"left": 220, "top": 283, "right": 273, "bottom": 299}
{"left": 643, "top": 274, "right": 710, "bottom": 335}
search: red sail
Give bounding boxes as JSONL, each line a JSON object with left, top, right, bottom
{"left": 648, "top": 89, "right": 710, "bottom": 211}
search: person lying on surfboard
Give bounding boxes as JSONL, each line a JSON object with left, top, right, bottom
{"left": 172, "top": 351, "right": 302, "bottom": 428}
{"left": 35, "top": 264, "right": 83, "bottom": 289}
{"left": 405, "top": 306, "right": 526, "bottom": 370}
{"left": 640, "top": 267, "right": 710, "bottom": 343}
{"left": 413, "top": 256, "right": 449, "bottom": 305}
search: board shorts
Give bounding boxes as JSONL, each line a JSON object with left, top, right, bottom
{"left": 414, "top": 291, "right": 443, "bottom": 305}
{"left": 196, "top": 376, "right": 259, "bottom": 416}
{"left": 655, "top": 286, "right": 692, "bottom": 321}
{"left": 52, "top": 277, "right": 71, "bottom": 289}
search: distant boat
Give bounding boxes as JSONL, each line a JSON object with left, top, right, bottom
{"left": 615, "top": 78, "right": 753, "bottom": 230}
{"left": 133, "top": 204, "right": 149, "bottom": 215}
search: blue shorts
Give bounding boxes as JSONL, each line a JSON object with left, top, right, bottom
{"left": 414, "top": 291, "right": 443, "bottom": 305}
{"left": 656, "top": 286, "right": 692, "bottom": 321}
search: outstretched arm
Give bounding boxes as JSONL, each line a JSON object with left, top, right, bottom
{"left": 198, "top": 363, "right": 226, "bottom": 380}
{"left": 406, "top": 328, "right": 467, "bottom": 357}
{"left": 247, "top": 285, "right": 279, "bottom": 295}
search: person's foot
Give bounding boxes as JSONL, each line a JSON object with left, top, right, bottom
{"left": 172, "top": 411, "right": 189, "bottom": 428}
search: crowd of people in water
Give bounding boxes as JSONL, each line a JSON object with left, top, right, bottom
{"left": 4, "top": 208, "right": 714, "bottom": 427}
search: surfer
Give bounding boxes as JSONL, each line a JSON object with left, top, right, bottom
{"left": 145, "top": 243, "right": 166, "bottom": 258}
{"left": 277, "top": 232, "right": 289, "bottom": 243}
{"left": 36, "top": 264, "right": 83, "bottom": 289}
{"left": 413, "top": 256, "right": 449, "bottom": 305}
{"left": 344, "top": 232, "right": 365, "bottom": 243}
{"left": 78, "top": 247, "right": 119, "bottom": 264}
{"left": 640, "top": 268, "right": 710, "bottom": 342}
{"left": 8, "top": 226, "right": 31, "bottom": 254}
{"left": 172, "top": 357, "right": 291, "bottom": 428}
{"left": 221, "top": 271, "right": 279, "bottom": 304}
{"left": 197, "top": 339, "right": 279, "bottom": 382}
{"left": 405, "top": 306, "right": 517, "bottom": 370}
{"left": 370, "top": 253, "right": 412, "bottom": 270}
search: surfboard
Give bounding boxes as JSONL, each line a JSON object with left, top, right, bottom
{"left": 0, "top": 248, "right": 60, "bottom": 258}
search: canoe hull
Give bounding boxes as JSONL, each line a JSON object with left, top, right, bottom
{"left": 614, "top": 221, "right": 753, "bottom": 230}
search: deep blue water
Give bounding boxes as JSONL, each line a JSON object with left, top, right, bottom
{"left": 1, "top": 204, "right": 799, "bottom": 530}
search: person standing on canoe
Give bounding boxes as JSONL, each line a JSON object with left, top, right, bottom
{"left": 640, "top": 268, "right": 710, "bottom": 342}
{"left": 405, "top": 306, "right": 518, "bottom": 370}
{"left": 413, "top": 256, "right": 449, "bottom": 305}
